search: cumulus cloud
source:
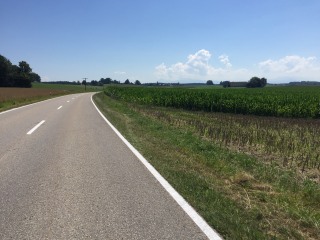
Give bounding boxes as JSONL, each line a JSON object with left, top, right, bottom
{"left": 155, "top": 49, "right": 211, "bottom": 80}
{"left": 155, "top": 51, "right": 320, "bottom": 83}
{"left": 259, "top": 55, "right": 320, "bottom": 81}
{"left": 155, "top": 49, "right": 246, "bottom": 81}
{"left": 259, "top": 55, "right": 317, "bottom": 73}
{"left": 219, "top": 54, "right": 232, "bottom": 68}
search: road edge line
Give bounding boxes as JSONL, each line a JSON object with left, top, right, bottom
{"left": 91, "top": 94, "right": 223, "bottom": 240}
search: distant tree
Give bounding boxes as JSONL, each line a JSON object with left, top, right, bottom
{"left": 19, "top": 61, "right": 32, "bottom": 74}
{"left": 10, "top": 62, "right": 32, "bottom": 87}
{"left": 206, "top": 80, "right": 213, "bottom": 85}
{"left": 91, "top": 80, "right": 99, "bottom": 86}
{"left": 0, "top": 55, "right": 12, "bottom": 87}
{"left": 0, "top": 56, "right": 38, "bottom": 88}
{"left": 124, "top": 79, "right": 130, "bottom": 84}
{"left": 30, "top": 72, "right": 41, "bottom": 82}
{"left": 135, "top": 80, "right": 141, "bottom": 85}
{"left": 222, "top": 81, "right": 230, "bottom": 88}
{"left": 99, "top": 77, "right": 113, "bottom": 84}
{"left": 10, "top": 72, "right": 32, "bottom": 87}
{"left": 247, "top": 77, "right": 267, "bottom": 88}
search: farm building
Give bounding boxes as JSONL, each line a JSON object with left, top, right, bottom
{"left": 221, "top": 81, "right": 248, "bottom": 88}
{"left": 229, "top": 82, "right": 248, "bottom": 87}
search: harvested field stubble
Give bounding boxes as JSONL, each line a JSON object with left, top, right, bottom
{"left": 0, "top": 88, "right": 66, "bottom": 111}
{"left": 0, "top": 88, "right": 64, "bottom": 101}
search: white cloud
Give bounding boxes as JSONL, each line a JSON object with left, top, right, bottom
{"left": 41, "top": 75, "right": 50, "bottom": 82}
{"left": 259, "top": 55, "right": 317, "bottom": 73}
{"left": 114, "top": 71, "right": 127, "bottom": 75}
{"left": 155, "top": 49, "right": 250, "bottom": 82}
{"left": 155, "top": 51, "right": 320, "bottom": 83}
{"left": 259, "top": 55, "right": 320, "bottom": 81}
{"left": 155, "top": 49, "right": 213, "bottom": 80}
{"left": 219, "top": 54, "right": 232, "bottom": 68}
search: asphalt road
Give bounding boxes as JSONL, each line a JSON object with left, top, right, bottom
{"left": 0, "top": 93, "right": 219, "bottom": 239}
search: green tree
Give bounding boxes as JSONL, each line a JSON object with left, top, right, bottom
{"left": 135, "top": 80, "right": 141, "bottom": 85}
{"left": 0, "top": 55, "right": 12, "bottom": 87}
{"left": 19, "top": 61, "right": 32, "bottom": 73}
{"left": 247, "top": 77, "right": 267, "bottom": 88}
{"left": 0, "top": 56, "right": 38, "bottom": 88}
{"left": 206, "top": 80, "right": 213, "bottom": 85}
{"left": 99, "top": 77, "right": 112, "bottom": 84}
{"left": 91, "top": 80, "right": 99, "bottom": 86}
{"left": 222, "top": 81, "right": 230, "bottom": 88}
{"left": 30, "top": 72, "right": 41, "bottom": 82}
{"left": 124, "top": 79, "right": 130, "bottom": 84}
{"left": 11, "top": 63, "right": 32, "bottom": 88}
{"left": 261, "top": 77, "right": 267, "bottom": 87}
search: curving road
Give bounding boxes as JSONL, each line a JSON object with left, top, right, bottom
{"left": 0, "top": 93, "right": 220, "bottom": 239}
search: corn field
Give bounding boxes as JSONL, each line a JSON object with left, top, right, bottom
{"left": 104, "top": 85, "right": 320, "bottom": 176}
{"left": 104, "top": 86, "right": 320, "bottom": 118}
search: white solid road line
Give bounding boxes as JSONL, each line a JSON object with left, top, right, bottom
{"left": 57, "top": 106, "right": 63, "bottom": 110}
{"left": 27, "top": 120, "right": 45, "bottom": 135}
{"left": 91, "top": 94, "right": 223, "bottom": 240}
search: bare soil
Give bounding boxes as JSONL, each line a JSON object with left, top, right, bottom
{"left": 0, "top": 88, "right": 65, "bottom": 101}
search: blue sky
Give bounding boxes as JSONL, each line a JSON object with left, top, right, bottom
{"left": 1, "top": 0, "right": 320, "bottom": 83}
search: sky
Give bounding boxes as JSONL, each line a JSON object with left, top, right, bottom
{"left": 1, "top": 0, "right": 320, "bottom": 84}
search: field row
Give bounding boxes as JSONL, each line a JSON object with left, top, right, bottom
{"left": 104, "top": 86, "right": 320, "bottom": 118}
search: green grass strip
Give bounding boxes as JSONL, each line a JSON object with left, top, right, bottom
{"left": 93, "top": 92, "right": 319, "bottom": 240}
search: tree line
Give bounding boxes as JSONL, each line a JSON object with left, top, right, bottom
{"left": 99, "top": 78, "right": 141, "bottom": 85}
{"left": 84, "top": 78, "right": 141, "bottom": 86}
{"left": 0, "top": 54, "right": 41, "bottom": 88}
{"left": 207, "top": 77, "right": 267, "bottom": 88}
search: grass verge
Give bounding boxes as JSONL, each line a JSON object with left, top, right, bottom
{"left": 93, "top": 92, "right": 320, "bottom": 240}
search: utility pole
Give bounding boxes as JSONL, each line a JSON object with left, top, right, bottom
{"left": 82, "top": 78, "right": 87, "bottom": 91}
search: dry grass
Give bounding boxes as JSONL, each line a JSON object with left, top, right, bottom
{"left": 133, "top": 105, "right": 320, "bottom": 183}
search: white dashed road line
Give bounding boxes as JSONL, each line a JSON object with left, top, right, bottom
{"left": 57, "top": 106, "right": 63, "bottom": 110}
{"left": 27, "top": 120, "right": 45, "bottom": 135}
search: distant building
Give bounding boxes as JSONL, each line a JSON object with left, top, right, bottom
{"left": 229, "top": 82, "right": 248, "bottom": 87}
{"left": 221, "top": 81, "right": 248, "bottom": 88}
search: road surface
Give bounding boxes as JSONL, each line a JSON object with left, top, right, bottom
{"left": 0, "top": 93, "right": 220, "bottom": 239}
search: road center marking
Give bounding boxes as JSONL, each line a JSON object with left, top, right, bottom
{"left": 67, "top": 100, "right": 70, "bottom": 103}
{"left": 57, "top": 106, "right": 63, "bottom": 110}
{"left": 27, "top": 120, "right": 45, "bottom": 135}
